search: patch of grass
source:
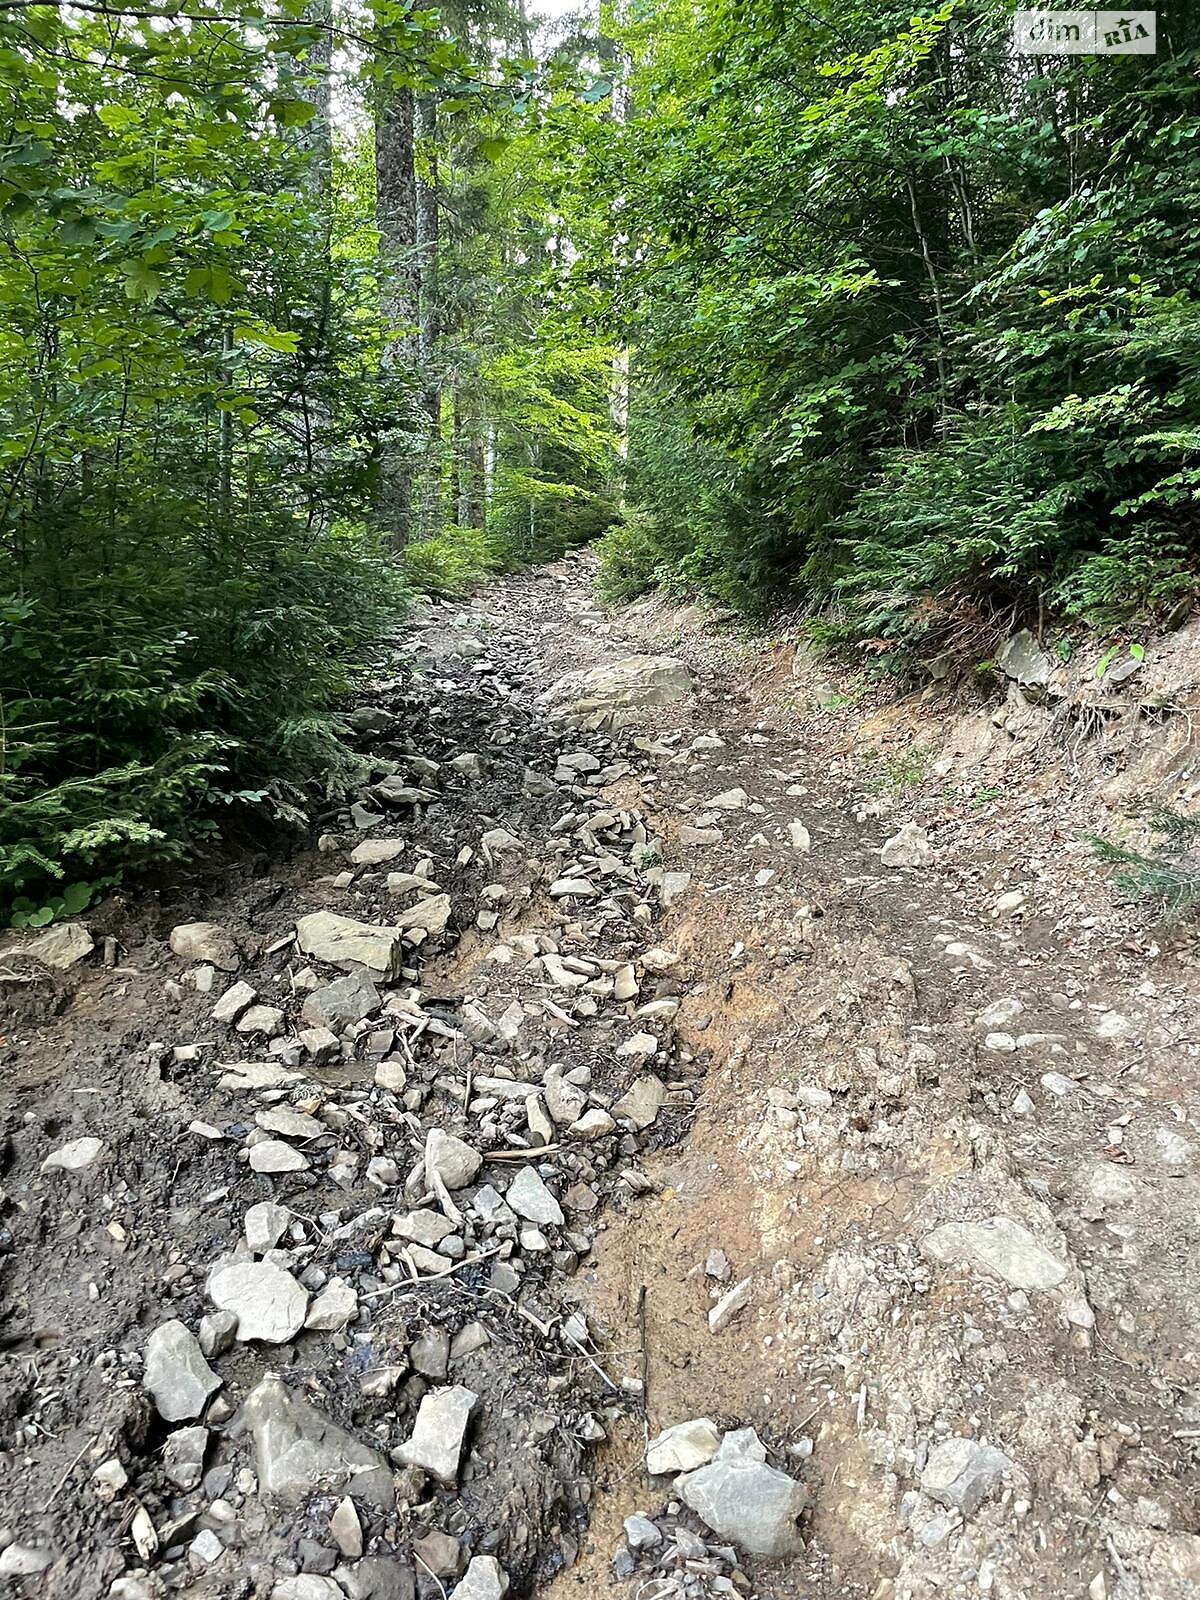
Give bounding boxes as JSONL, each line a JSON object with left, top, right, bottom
{"left": 968, "top": 784, "right": 1005, "bottom": 809}
{"left": 859, "top": 744, "right": 932, "bottom": 797}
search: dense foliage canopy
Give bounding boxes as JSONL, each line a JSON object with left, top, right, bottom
{"left": 588, "top": 0, "right": 1200, "bottom": 664}
{"left": 4, "top": 0, "right": 1197, "bottom": 916}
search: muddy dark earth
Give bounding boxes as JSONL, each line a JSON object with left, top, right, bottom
{"left": 3, "top": 560, "right": 1200, "bottom": 1600}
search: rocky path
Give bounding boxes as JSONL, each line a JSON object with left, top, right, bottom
{"left": 2, "top": 559, "right": 1200, "bottom": 1600}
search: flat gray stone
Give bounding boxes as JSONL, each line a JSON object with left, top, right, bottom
{"left": 543, "top": 655, "right": 692, "bottom": 730}
{"left": 338, "top": 1557, "right": 417, "bottom": 1600}
{"left": 345, "top": 705, "right": 396, "bottom": 734}
{"left": 505, "top": 1167, "right": 564, "bottom": 1226}
{"left": 425, "top": 1128, "right": 482, "bottom": 1190}
{"left": 612, "top": 1074, "right": 667, "bottom": 1129}
{"left": 921, "top": 1216, "right": 1069, "bottom": 1291}
{"left": 242, "top": 1375, "right": 395, "bottom": 1508}
{"left": 450, "top": 1322, "right": 490, "bottom": 1359}
{"left": 997, "top": 628, "right": 1053, "bottom": 687}
{"left": 256, "top": 1106, "right": 324, "bottom": 1139}
{"left": 396, "top": 893, "right": 452, "bottom": 936}
{"left": 143, "top": 1320, "right": 221, "bottom": 1421}
{"left": 543, "top": 1068, "right": 587, "bottom": 1125}
{"left": 394, "top": 1209, "right": 458, "bottom": 1247}
{"left": 212, "top": 979, "right": 256, "bottom": 1024}
{"left": 349, "top": 838, "right": 406, "bottom": 866}
{"left": 411, "top": 1327, "right": 451, "bottom": 1381}
{"left": 245, "top": 1201, "right": 291, "bottom": 1254}
{"left": 371, "top": 776, "right": 438, "bottom": 808}
{"left": 41, "top": 1136, "right": 105, "bottom": 1173}
{"left": 163, "top": 1425, "right": 209, "bottom": 1490}
{"left": 541, "top": 953, "right": 590, "bottom": 989}
{"left": 396, "top": 1384, "right": 477, "bottom": 1486}
{"left": 218, "top": 1060, "right": 301, "bottom": 1091}
{"left": 921, "top": 1436, "right": 1013, "bottom": 1514}
{"left": 976, "top": 996, "right": 1024, "bottom": 1030}
{"left": 236, "top": 1003, "right": 286, "bottom": 1036}
{"left": 208, "top": 1259, "right": 308, "bottom": 1343}
{"left": 549, "top": 877, "right": 596, "bottom": 899}
{"left": 412, "top": 1531, "right": 463, "bottom": 1578}
{"left": 271, "top": 1578, "right": 345, "bottom": 1600}
{"left": 375, "top": 1058, "right": 408, "bottom": 1091}
{"left": 0, "top": 1546, "right": 54, "bottom": 1577}
{"left": 302, "top": 970, "right": 381, "bottom": 1032}
{"left": 295, "top": 911, "right": 406, "bottom": 978}
{"left": 306, "top": 1277, "right": 358, "bottom": 1331}
{"left": 449, "top": 752, "right": 486, "bottom": 779}
{"left": 199, "top": 1310, "right": 238, "bottom": 1358}
{"left": 624, "top": 1514, "right": 662, "bottom": 1550}
{"left": 880, "top": 823, "right": 932, "bottom": 869}
{"left": 18, "top": 922, "right": 94, "bottom": 970}
{"left": 170, "top": 921, "right": 239, "bottom": 971}
{"left": 676, "top": 1427, "right": 807, "bottom": 1558}
{"left": 569, "top": 1108, "right": 615, "bottom": 1140}
{"left": 709, "top": 1276, "right": 752, "bottom": 1333}
{"left": 450, "top": 1556, "right": 508, "bottom": 1600}
{"left": 330, "top": 1495, "right": 363, "bottom": 1558}
{"left": 646, "top": 1418, "right": 720, "bottom": 1475}
{"left": 249, "top": 1139, "right": 309, "bottom": 1174}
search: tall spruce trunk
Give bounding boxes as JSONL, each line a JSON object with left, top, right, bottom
{"left": 281, "top": 0, "right": 332, "bottom": 530}
{"left": 375, "top": 84, "right": 419, "bottom": 550}
{"left": 416, "top": 92, "right": 442, "bottom": 540}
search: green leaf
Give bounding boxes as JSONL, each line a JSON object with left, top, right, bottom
{"left": 97, "top": 104, "right": 141, "bottom": 132}
{"left": 233, "top": 321, "right": 300, "bottom": 353}
{"left": 120, "top": 260, "right": 163, "bottom": 302}
{"left": 59, "top": 882, "right": 93, "bottom": 915}
{"left": 269, "top": 97, "right": 317, "bottom": 127}
{"left": 184, "top": 263, "right": 235, "bottom": 306}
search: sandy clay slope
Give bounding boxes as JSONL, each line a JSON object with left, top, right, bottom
{"left": 2, "top": 557, "right": 1200, "bottom": 1600}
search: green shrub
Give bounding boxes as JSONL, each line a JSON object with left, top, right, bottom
{"left": 596, "top": 508, "right": 672, "bottom": 603}
{"left": 590, "top": 0, "right": 1200, "bottom": 654}
{"left": 1092, "top": 805, "right": 1200, "bottom": 922}
{"left": 0, "top": 521, "right": 407, "bottom": 918}
{"left": 401, "top": 525, "right": 507, "bottom": 598}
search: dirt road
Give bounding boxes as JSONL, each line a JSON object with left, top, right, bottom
{"left": 2, "top": 559, "right": 1198, "bottom": 1600}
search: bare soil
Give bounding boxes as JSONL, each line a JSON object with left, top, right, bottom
{"left": 3, "top": 557, "right": 1199, "bottom": 1600}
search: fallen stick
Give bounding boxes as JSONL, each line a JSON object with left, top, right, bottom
{"left": 361, "top": 1243, "right": 505, "bottom": 1299}
{"left": 45, "top": 1433, "right": 94, "bottom": 1511}
{"left": 486, "top": 1144, "right": 560, "bottom": 1161}
{"left": 561, "top": 1327, "right": 621, "bottom": 1393}
{"left": 637, "top": 1283, "right": 649, "bottom": 1413}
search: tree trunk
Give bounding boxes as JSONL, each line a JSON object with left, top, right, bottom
{"left": 450, "top": 382, "right": 463, "bottom": 527}
{"left": 375, "top": 84, "right": 418, "bottom": 549}
{"left": 608, "top": 3, "right": 631, "bottom": 477}
{"left": 280, "top": 0, "right": 333, "bottom": 530}
{"left": 467, "top": 425, "right": 486, "bottom": 530}
{"left": 294, "top": 1, "right": 332, "bottom": 225}
{"left": 484, "top": 421, "right": 497, "bottom": 525}
{"left": 416, "top": 92, "right": 441, "bottom": 540}
{"left": 455, "top": 393, "right": 486, "bottom": 530}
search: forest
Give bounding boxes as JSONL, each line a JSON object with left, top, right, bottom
{"left": 2, "top": 0, "right": 1197, "bottom": 920}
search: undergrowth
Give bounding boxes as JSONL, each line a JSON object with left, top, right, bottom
{"left": 2, "top": 522, "right": 408, "bottom": 925}
{"left": 1092, "top": 804, "right": 1200, "bottom": 922}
